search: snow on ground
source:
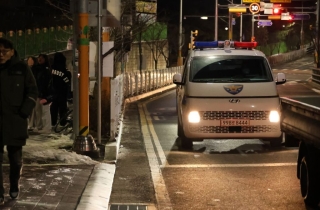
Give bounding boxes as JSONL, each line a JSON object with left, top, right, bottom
{"left": 3, "top": 132, "right": 98, "bottom": 165}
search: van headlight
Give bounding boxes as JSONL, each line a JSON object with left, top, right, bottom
{"left": 188, "top": 111, "right": 200, "bottom": 123}
{"left": 269, "top": 111, "right": 280, "bottom": 122}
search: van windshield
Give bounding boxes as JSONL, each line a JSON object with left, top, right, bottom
{"left": 190, "top": 56, "right": 274, "bottom": 83}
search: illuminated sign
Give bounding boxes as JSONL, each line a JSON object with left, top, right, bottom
{"left": 243, "top": 0, "right": 260, "bottom": 3}
{"left": 270, "top": 0, "right": 291, "bottom": 3}
{"left": 136, "top": 1, "right": 157, "bottom": 14}
{"left": 249, "top": 3, "right": 260, "bottom": 14}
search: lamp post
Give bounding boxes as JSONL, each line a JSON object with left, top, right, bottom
{"left": 215, "top": 1, "right": 218, "bottom": 40}
{"left": 177, "top": 0, "right": 183, "bottom": 66}
{"left": 240, "top": 0, "right": 243, "bottom": 41}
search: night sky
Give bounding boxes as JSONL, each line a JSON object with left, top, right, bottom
{"left": 158, "top": 0, "right": 317, "bottom": 24}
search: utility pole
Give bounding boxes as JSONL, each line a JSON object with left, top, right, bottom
{"left": 71, "top": 0, "right": 79, "bottom": 138}
{"left": 97, "top": 0, "right": 102, "bottom": 144}
{"left": 178, "top": 0, "right": 183, "bottom": 66}
{"left": 78, "top": 0, "right": 90, "bottom": 136}
{"left": 215, "top": 0, "right": 218, "bottom": 40}
{"left": 317, "top": 0, "right": 320, "bottom": 68}
{"left": 240, "top": 0, "right": 243, "bottom": 41}
{"left": 228, "top": 0, "right": 233, "bottom": 40}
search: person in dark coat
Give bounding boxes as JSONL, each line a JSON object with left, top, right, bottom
{"left": 0, "top": 38, "right": 38, "bottom": 204}
{"left": 50, "top": 52, "right": 71, "bottom": 127}
{"left": 28, "top": 54, "right": 52, "bottom": 131}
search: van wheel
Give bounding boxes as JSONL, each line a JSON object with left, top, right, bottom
{"left": 180, "top": 136, "right": 193, "bottom": 149}
{"left": 284, "top": 133, "right": 299, "bottom": 147}
{"left": 269, "top": 135, "right": 283, "bottom": 148}
{"left": 300, "top": 151, "right": 320, "bottom": 207}
{"left": 177, "top": 119, "right": 193, "bottom": 149}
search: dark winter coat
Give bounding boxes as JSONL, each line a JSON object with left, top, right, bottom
{"left": 0, "top": 54, "right": 38, "bottom": 146}
{"left": 32, "top": 63, "right": 52, "bottom": 100}
{"left": 51, "top": 53, "right": 71, "bottom": 99}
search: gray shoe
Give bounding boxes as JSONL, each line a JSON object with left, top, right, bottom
{"left": 9, "top": 186, "right": 19, "bottom": 199}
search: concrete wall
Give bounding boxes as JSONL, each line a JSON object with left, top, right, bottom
{"left": 123, "top": 41, "right": 168, "bottom": 73}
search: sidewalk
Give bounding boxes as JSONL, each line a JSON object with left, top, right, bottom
{"left": 1, "top": 131, "right": 115, "bottom": 210}
{"left": 1, "top": 84, "right": 175, "bottom": 210}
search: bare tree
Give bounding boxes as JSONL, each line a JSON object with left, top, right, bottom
{"left": 141, "top": 22, "right": 168, "bottom": 70}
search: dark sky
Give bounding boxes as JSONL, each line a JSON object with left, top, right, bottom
{"left": 157, "top": 0, "right": 317, "bottom": 24}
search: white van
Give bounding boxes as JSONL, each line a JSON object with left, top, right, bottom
{"left": 173, "top": 41, "right": 286, "bottom": 149}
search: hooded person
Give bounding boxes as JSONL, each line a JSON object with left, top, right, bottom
{"left": 50, "top": 52, "right": 71, "bottom": 129}
{"left": 28, "top": 53, "right": 52, "bottom": 132}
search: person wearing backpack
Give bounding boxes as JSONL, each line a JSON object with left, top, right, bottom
{"left": 50, "top": 52, "right": 71, "bottom": 129}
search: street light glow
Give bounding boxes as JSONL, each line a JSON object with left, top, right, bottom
{"left": 201, "top": 16, "right": 208, "bottom": 20}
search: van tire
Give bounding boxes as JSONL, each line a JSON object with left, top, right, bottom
{"left": 300, "top": 149, "right": 320, "bottom": 207}
{"left": 180, "top": 137, "right": 193, "bottom": 149}
{"left": 177, "top": 119, "right": 183, "bottom": 137}
{"left": 284, "top": 133, "right": 299, "bottom": 147}
{"left": 177, "top": 118, "right": 193, "bottom": 149}
{"left": 269, "top": 134, "right": 283, "bottom": 148}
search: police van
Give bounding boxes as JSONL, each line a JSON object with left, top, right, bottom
{"left": 173, "top": 40, "right": 286, "bottom": 148}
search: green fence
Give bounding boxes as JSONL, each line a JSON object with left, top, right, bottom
{"left": 0, "top": 25, "right": 72, "bottom": 59}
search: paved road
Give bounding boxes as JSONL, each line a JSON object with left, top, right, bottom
{"left": 2, "top": 54, "right": 319, "bottom": 210}
{"left": 110, "top": 54, "right": 320, "bottom": 210}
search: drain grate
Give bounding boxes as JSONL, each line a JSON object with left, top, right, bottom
{"left": 109, "top": 204, "right": 147, "bottom": 210}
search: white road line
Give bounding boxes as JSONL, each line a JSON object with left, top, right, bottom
{"left": 312, "top": 88, "right": 320, "bottom": 93}
{"left": 143, "top": 103, "right": 168, "bottom": 166}
{"left": 138, "top": 103, "right": 172, "bottom": 210}
{"left": 153, "top": 116, "right": 160, "bottom": 121}
{"left": 162, "top": 163, "right": 297, "bottom": 168}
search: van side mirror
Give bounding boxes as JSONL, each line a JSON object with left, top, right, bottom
{"left": 173, "top": 73, "right": 183, "bottom": 85}
{"left": 276, "top": 73, "right": 286, "bottom": 85}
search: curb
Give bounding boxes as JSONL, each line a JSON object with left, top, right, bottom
{"left": 103, "top": 84, "right": 176, "bottom": 162}
{"left": 76, "top": 163, "right": 116, "bottom": 210}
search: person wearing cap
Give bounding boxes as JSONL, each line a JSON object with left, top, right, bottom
{"left": 0, "top": 38, "right": 38, "bottom": 204}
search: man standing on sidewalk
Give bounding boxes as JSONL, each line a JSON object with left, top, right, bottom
{"left": 0, "top": 38, "right": 38, "bottom": 205}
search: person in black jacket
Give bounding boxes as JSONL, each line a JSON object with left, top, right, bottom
{"left": 28, "top": 54, "right": 52, "bottom": 131}
{"left": 0, "top": 38, "right": 38, "bottom": 204}
{"left": 50, "top": 52, "right": 71, "bottom": 128}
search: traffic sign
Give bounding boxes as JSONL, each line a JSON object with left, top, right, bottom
{"left": 281, "top": 12, "right": 291, "bottom": 20}
{"left": 249, "top": 3, "right": 260, "bottom": 14}
{"left": 291, "top": 14, "right": 310, "bottom": 20}
{"left": 258, "top": 20, "right": 273, "bottom": 26}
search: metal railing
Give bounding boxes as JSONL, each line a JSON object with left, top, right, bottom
{"left": 110, "top": 66, "right": 183, "bottom": 140}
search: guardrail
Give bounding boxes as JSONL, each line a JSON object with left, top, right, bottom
{"left": 110, "top": 66, "right": 183, "bottom": 140}
{"left": 312, "top": 68, "right": 320, "bottom": 85}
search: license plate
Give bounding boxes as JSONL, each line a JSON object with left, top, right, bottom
{"left": 220, "top": 119, "right": 250, "bottom": 126}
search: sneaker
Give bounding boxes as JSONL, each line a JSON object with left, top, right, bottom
{"left": 0, "top": 195, "right": 4, "bottom": 205}
{"left": 9, "top": 187, "right": 19, "bottom": 199}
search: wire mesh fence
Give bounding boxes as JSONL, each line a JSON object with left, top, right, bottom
{"left": 0, "top": 25, "right": 72, "bottom": 59}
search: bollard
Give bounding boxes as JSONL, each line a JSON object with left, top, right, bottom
{"left": 72, "top": 134, "right": 100, "bottom": 158}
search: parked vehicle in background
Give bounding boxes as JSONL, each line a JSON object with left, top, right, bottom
{"left": 281, "top": 97, "right": 320, "bottom": 208}
{"left": 173, "top": 40, "right": 286, "bottom": 149}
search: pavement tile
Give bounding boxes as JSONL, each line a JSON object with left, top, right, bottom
{"left": 1, "top": 165, "right": 95, "bottom": 209}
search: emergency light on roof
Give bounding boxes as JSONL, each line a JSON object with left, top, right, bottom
{"left": 194, "top": 40, "right": 257, "bottom": 49}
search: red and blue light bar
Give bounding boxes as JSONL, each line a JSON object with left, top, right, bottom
{"left": 194, "top": 41, "right": 257, "bottom": 49}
